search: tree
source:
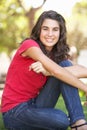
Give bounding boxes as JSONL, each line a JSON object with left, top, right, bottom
{"left": 67, "top": 0, "right": 87, "bottom": 56}
{"left": 17, "top": 0, "right": 46, "bottom": 34}
{"left": 0, "top": 0, "right": 47, "bottom": 54}
{"left": 73, "top": 0, "right": 87, "bottom": 16}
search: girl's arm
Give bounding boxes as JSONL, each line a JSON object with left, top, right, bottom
{"left": 29, "top": 61, "right": 51, "bottom": 76}
{"left": 30, "top": 61, "right": 87, "bottom": 78}
{"left": 65, "top": 64, "right": 87, "bottom": 78}
{"left": 22, "top": 46, "right": 87, "bottom": 95}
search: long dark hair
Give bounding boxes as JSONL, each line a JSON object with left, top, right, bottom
{"left": 31, "top": 10, "right": 70, "bottom": 63}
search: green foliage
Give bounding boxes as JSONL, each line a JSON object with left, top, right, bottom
{"left": 66, "top": 0, "right": 87, "bottom": 54}
{"left": 71, "top": 0, "right": 87, "bottom": 34}
{"left": 73, "top": 0, "right": 87, "bottom": 15}
{"left": 0, "top": 0, "right": 87, "bottom": 56}
{"left": 0, "top": 0, "right": 28, "bottom": 54}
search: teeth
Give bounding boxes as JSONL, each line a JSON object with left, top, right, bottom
{"left": 46, "top": 39, "right": 53, "bottom": 42}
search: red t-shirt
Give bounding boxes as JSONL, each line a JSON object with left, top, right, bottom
{"left": 1, "top": 39, "right": 47, "bottom": 112}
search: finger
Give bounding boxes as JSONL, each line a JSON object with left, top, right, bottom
{"left": 33, "top": 68, "right": 42, "bottom": 73}
{"left": 29, "top": 62, "right": 43, "bottom": 72}
{"left": 31, "top": 63, "right": 39, "bottom": 69}
{"left": 32, "top": 62, "right": 42, "bottom": 67}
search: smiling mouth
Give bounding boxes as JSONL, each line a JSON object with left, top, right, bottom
{"left": 46, "top": 39, "right": 53, "bottom": 43}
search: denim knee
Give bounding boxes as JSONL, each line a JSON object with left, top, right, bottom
{"left": 59, "top": 60, "right": 73, "bottom": 67}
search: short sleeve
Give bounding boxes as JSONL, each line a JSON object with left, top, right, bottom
{"left": 18, "top": 39, "right": 40, "bottom": 54}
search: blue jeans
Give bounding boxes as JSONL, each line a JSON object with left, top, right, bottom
{"left": 2, "top": 60, "right": 85, "bottom": 130}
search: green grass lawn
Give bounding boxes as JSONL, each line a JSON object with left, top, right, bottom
{"left": 55, "top": 95, "right": 87, "bottom": 130}
{"left": 0, "top": 113, "right": 6, "bottom": 130}
{"left": 0, "top": 95, "right": 87, "bottom": 130}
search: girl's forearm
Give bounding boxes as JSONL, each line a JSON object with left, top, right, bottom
{"left": 65, "top": 65, "right": 87, "bottom": 78}
{"left": 52, "top": 66, "right": 87, "bottom": 94}
{"left": 25, "top": 47, "right": 87, "bottom": 94}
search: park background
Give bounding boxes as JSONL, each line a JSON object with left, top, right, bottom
{"left": 0, "top": 0, "right": 87, "bottom": 129}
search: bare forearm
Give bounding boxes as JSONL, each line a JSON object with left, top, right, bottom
{"left": 25, "top": 47, "right": 87, "bottom": 95}
{"left": 38, "top": 55, "right": 87, "bottom": 94}
{"left": 51, "top": 65, "right": 87, "bottom": 94}
{"left": 65, "top": 64, "right": 87, "bottom": 78}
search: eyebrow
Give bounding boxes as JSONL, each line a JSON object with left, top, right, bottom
{"left": 41, "top": 26, "right": 59, "bottom": 28}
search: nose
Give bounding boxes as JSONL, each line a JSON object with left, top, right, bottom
{"left": 48, "top": 30, "right": 53, "bottom": 36}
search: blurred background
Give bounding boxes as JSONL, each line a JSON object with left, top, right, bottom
{"left": 0, "top": 0, "right": 87, "bottom": 91}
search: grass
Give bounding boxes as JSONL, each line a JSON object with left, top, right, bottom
{"left": 0, "top": 95, "right": 87, "bottom": 130}
{"left": 0, "top": 113, "right": 6, "bottom": 130}
{"left": 55, "top": 95, "right": 87, "bottom": 130}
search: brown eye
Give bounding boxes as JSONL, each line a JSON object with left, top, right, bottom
{"left": 53, "top": 27, "right": 60, "bottom": 31}
{"left": 43, "top": 28, "right": 48, "bottom": 30}
{"left": 42, "top": 27, "right": 48, "bottom": 30}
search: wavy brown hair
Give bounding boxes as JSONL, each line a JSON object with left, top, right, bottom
{"left": 30, "top": 10, "right": 70, "bottom": 63}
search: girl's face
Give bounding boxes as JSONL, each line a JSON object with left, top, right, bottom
{"left": 40, "top": 19, "right": 60, "bottom": 51}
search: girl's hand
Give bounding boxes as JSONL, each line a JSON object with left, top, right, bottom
{"left": 29, "top": 61, "right": 50, "bottom": 76}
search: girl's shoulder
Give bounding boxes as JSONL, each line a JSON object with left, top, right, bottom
{"left": 21, "top": 38, "right": 39, "bottom": 47}
{"left": 17, "top": 38, "right": 40, "bottom": 55}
